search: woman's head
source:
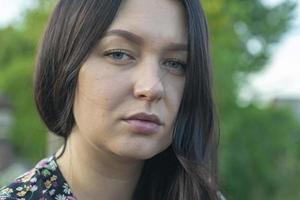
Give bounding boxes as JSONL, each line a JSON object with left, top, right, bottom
{"left": 70, "top": 0, "right": 187, "bottom": 160}
{"left": 35, "top": 0, "right": 218, "bottom": 198}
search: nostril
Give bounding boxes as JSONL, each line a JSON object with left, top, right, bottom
{"left": 134, "top": 85, "right": 164, "bottom": 102}
{"left": 133, "top": 69, "right": 165, "bottom": 101}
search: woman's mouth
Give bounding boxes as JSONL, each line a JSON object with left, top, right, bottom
{"left": 123, "top": 112, "right": 162, "bottom": 134}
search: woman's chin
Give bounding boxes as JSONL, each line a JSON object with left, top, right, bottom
{"left": 111, "top": 143, "right": 169, "bottom": 161}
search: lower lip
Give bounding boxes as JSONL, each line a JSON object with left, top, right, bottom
{"left": 123, "top": 119, "right": 160, "bottom": 134}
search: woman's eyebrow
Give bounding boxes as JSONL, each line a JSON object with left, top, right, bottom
{"left": 104, "top": 29, "right": 144, "bottom": 45}
{"left": 164, "top": 43, "right": 187, "bottom": 52}
{"left": 104, "top": 29, "right": 187, "bottom": 51}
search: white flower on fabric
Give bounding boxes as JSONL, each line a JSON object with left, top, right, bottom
{"left": 30, "top": 185, "right": 38, "bottom": 192}
{"left": 16, "top": 187, "right": 23, "bottom": 191}
{"left": 55, "top": 194, "right": 67, "bottom": 200}
{"left": 63, "top": 183, "right": 71, "bottom": 195}
{"left": 48, "top": 160, "right": 58, "bottom": 171}
{"left": 30, "top": 177, "right": 37, "bottom": 183}
{"left": 49, "top": 189, "right": 56, "bottom": 196}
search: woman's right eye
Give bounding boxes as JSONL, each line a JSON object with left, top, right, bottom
{"left": 103, "top": 49, "right": 134, "bottom": 63}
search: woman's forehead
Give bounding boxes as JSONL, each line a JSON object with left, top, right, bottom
{"left": 106, "top": 0, "right": 187, "bottom": 45}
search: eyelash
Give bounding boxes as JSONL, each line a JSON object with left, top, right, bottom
{"left": 103, "top": 49, "right": 186, "bottom": 74}
{"left": 103, "top": 49, "right": 134, "bottom": 61}
{"left": 163, "top": 58, "right": 187, "bottom": 71}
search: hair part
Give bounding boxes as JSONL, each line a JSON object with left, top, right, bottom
{"left": 34, "top": 0, "right": 219, "bottom": 199}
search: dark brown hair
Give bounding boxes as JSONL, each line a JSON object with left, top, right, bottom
{"left": 34, "top": 0, "right": 219, "bottom": 199}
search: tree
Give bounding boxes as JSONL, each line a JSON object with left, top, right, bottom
{"left": 0, "top": 0, "right": 54, "bottom": 163}
{"left": 203, "top": 0, "right": 300, "bottom": 199}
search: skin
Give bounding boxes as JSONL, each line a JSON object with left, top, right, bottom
{"left": 56, "top": 0, "right": 187, "bottom": 199}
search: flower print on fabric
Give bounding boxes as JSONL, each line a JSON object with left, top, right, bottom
{"left": 0, "top": 155, "right": 77, "bottom": 200}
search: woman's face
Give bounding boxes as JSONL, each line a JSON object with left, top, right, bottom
{"left": 73, "top": 0, "right": 187, "bottom": 160}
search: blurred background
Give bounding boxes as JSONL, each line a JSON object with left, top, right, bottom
{"left": 0, "top": 0, "right": 299, "bottom": 199}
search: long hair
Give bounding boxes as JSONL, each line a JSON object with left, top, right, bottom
{"left": 34, "top": 0, "right": 219, "bottom": 199}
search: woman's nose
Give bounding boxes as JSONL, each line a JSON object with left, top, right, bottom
{"left": 133, "top": 61, "right": 164, "bottom": 102}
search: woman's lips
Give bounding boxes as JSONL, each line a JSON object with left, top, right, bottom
{"left": 123, "top": 119, "right": 160, "bottom": 134}
{"left": 123, "top": 112, "right": 162, "bottom": 134}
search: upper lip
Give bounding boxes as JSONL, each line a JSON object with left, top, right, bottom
{"left": 124, "top": 112, "right": 163, "bottom": 125}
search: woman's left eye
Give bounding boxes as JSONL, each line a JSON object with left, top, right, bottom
{"left": 163, "top": 59, "right": 187, "bottom": 75}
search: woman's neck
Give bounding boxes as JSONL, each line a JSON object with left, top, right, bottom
{"left": 55, "top": 130, "right": 144, "bottom": 200}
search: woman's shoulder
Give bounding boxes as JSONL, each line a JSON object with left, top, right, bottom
{"left": 0, "top": 156, "right": 76, "bottom": 200}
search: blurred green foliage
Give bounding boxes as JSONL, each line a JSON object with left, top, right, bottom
{"left": 0, "top": 0, "right": 299, "bottom": 199}
{"left": 0, "top": 0, "right": 54, "bottom": 163}
{"left": 203, "top": 0, "right": 300, "bottom": 199}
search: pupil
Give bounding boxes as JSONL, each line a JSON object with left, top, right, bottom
{"left": 114, "top": 53, "right": 123, "bottom": 59}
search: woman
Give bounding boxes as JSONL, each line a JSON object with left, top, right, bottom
{"left": 0, "top": 0, "right": 220, "bottom": 199}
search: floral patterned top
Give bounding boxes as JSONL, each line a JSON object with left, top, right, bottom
{"left": 0, "top": 155, "right": 76, "bottom": 200}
